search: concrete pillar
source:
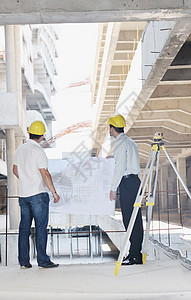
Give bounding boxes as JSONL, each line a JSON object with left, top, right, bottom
{"left": 15, "top": 136, "right": 23, "bottom": 219}
{"left": 15, "top": 137, "right": 23, "bottom": 150}
{"left": 22, "top": 90, "right": 27, "bottom": 111}
{"left": 14, "top": 25, "right": 22, "bottom": 103}
{"left": 159, "top": 164, "right": 168, "bottom": 210}
{"left": 46, "top": 120, "right": 52, "bottom": 134}
{"left": 176, "top": 157, "right": 188, "bottom": 210}
{"left": 5, "top": 129, "right": 19, "bottom": 229}
{"left": 187, "top": 158, "right": 191, "bottom": 191}
{"left": 4, "top": 25, "right": 19, "bottom": 230}
{"left": 165, "top": 164, "right": 177, "bottom": 211}
{"left": 4, "top": 25, "right": 16, "bottom": 92}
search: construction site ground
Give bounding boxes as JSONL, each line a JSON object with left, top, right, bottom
{"left": 0, "top": 247, "right": 191, "bottom": 300}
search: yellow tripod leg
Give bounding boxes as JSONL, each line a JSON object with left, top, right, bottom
{"left": 115, "top": 261, "right": 122, "bottom": 276}
{"left": 142, "top": 253, "right": 147, "bottom": 264}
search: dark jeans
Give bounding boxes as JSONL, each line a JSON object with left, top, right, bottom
{"left": 18, "top": 192, "right": 51, "bottom": 267}
{"left": 119, "top": 175, "right": 143, "bottom": 259}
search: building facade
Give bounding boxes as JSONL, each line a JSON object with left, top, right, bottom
{"left": 0, "top": 24, "right": 58, "bottom": 229}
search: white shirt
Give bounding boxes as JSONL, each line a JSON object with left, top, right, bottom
{"left": 14, "top": 139, "right": 48, "bottom": 197}
{"left": 111, "top": 133, "right": 141, "bottom": 191}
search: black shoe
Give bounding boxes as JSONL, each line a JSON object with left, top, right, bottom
{"left": 20, "top": 263, "right": 32, "bottom": 269}
{"left": 38, "top": 261, "right": 59, "bottom": 269}
{"left": 122, "top": 254, "right": 130, "bottom": 262}
{"left": 122, "top": 257, "right": 143, "bottom": 266}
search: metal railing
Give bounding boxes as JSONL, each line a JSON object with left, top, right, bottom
{"left": 142, "top": 183, "right": 191, "bottom": 262}
{"left": 0, "top": 183, "right": 191, "bottom": 266}
{"left": 0, "top": 191, "right": 121, "bottom": 265}
{"left": 0, "top": 139, "right": 6, "bottom": 161}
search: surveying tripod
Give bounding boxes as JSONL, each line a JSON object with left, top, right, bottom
{"left": 115, "top": 132, "right": 191, "bottom": 276}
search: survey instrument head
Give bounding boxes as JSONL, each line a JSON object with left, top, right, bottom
{"left": 28, "top": 121, "right": 46, "bottom": 135}
{"left": 153, "top": 132, "right": 163, "bottom": 143}
{"left": 107, "top": 114, "right": 126, "bottom": 128}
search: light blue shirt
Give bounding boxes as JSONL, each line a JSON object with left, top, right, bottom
{"left": 111, "top": 133, "right": 141, "bottom": 191}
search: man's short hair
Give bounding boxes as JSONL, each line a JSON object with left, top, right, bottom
{"left": 29, "top": 133, "right": 43, "bottom": 140}
{"left": 110, "top": 124, "right": 124, "bottom": 133}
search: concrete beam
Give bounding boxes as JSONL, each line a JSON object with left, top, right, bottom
{"left": 1, "top": 1, "right": 191, "bottom": 24}
{"left": 114, "top": 53, "right": 133, "bottom": 60}
{"left": 137, "top": 142, "right": 182, "bottom": 162}
{"left": 105, "top": 88, "right": 121, "bottom": 96}
{"left": 137, "top": 140, "right": 191, "bottom": 150}
{"left": 138, "top": 142, "right": 165, "bottom": 158}
{"left": 104, "top": 96, "right": 117, "bottom": 100}
{"left": 115, "top": 49, "right": 137, "bottom": 54}
{"left": 111, "top": 65, "right": 128, "bottom": 74}
{"left": 128, "top": 126, "right": 191, "bottom": 143}
{"left": 112, "top": 59, "right": 132, "bottom": 66}
{"left": 118, "top": 30, "right": 143, "bottom": 41}
{"left": 169, "top": 64, "right": 191, "bottom": 69}
{"left": 151, "top": 83, "right": 191, "bottom": 98}
{"left": 128, "top": 130, "right": 191, "bottom": 153}
{"left": 133, "top": 120, "right": 191, "bottom": 134}
{"left": 107, "top": 81, "right": 123, "bottom": 87}
{"left": 162, "top": 68, "right": 191, "bottom": 81}
{"left": 138, "top": 144, "right": 183, "bottom": 159}
{"left": 138, "top": 111, "right": 191, "bottom": 127}
{"left": 116, "top": 43, "right": 138, "bottom": 51}
{"left": 143, "top": 98, "right": 191, "bottom": 114}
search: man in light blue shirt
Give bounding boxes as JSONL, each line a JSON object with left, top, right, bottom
{"left": 107, "top": 114, "right": 143, "bottom": 265}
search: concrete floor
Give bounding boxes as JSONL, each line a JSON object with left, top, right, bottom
{"left": 0, "top": 251, "right": 191, "bottom": 300}
{"left": 2, "top": 216, "right": 191, "bottom": 299}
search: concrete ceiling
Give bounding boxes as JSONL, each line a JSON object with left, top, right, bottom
{"left": 1, "top": 1, "right": 191, "bottom": 24}
{"left": 91, "top": 19, "right": 191, "bottom": 166}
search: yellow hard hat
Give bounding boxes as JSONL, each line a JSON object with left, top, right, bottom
{"left": 107, "top": 114, "right": 126, "bottom": 128}
{"left": 28, "top": 121, "right": 46, "bottom": 135}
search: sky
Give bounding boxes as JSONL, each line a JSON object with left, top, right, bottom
{"left": 45, "top": 23, "right": 98, "bottom": 159}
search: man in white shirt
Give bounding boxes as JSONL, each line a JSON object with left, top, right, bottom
{"left": 107, "top": 114, "right": 143, "bottom": 265}
{"left": 13, "top": 121, "right": 60, "bottom": 269}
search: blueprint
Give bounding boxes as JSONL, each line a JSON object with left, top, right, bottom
{"left": 48, "top": 157, "right": 115, "bottom": 216}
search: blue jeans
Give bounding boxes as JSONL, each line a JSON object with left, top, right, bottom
{"left": 18, "top": 192, "right": 51, "bottom": 267}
